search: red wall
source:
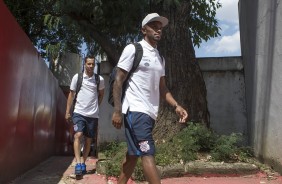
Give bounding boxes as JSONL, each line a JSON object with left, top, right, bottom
{"left": 0, "top": 1, "right": 71, "bottom": 183}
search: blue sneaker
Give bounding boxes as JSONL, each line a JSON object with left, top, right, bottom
{"left": 81, "top": 163, "right": 86, "bottom": 174}
{"left": 75, "top": 163, "right": 82, "bottom": 175}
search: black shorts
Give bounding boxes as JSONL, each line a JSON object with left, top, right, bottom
{"left": 72, "top": 113, "right": 98, "bottom": 138}
{"left": 124, "top": 111, "right": 155, "bottom": 156}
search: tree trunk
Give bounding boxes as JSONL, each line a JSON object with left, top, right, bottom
{"left": 153, "top": 2, "right": 210, "bottom": 141}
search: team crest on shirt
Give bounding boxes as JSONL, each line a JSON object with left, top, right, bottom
{"left": 139, "top": 141, "right": 150, "bottom": 152}
{"left": 144, "top": 62, "right": 150, "bottom": 67}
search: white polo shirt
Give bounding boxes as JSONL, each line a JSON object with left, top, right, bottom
{"left": 117, "top": 39, "right": 165, "bottom": 120}
{"left": 70, "top": 73, "right": 105, "bottom": 118}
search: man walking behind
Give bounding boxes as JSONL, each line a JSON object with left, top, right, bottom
{"left": 112, "top": 13, "right": 188, "bottom": 184}
{"left": 65, "top": 56, "right": 105, "bottom": 175}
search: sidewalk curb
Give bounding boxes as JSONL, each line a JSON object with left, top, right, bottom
{"left": 96, "top": 159, "right": 259, "bottom": 179}
{"left": 157, "top": 161, "right": 259, "bottom": 178}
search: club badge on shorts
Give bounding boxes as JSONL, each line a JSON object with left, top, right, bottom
{"left": 139, "top": 141, "right": 150, "bottom": 152}
{"left": 73, "top": 124, "right": 78, "bottom": 131}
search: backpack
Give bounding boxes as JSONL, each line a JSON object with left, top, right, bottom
{"left": 108, "top": 43, "right": 143, "bottom": 106}
{"left": 71, "top": 73, "right": 100, "bottom": 113}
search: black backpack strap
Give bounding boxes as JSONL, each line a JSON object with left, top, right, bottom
{"left": 119, "top": 43, "right": 143, "bottom": 102}
{"left": 94, "top": 73, "right": 100, "bottom": 92}
{"left": 76, "top": 73, "right": 83, "bottom": 94}
{"left": 73, "top": 73, "right": 83, "bottom": 108}
{"left": 131, "top": 43, "right": 143, "bottom": 72}
{"left": 123, "top": 42, "right": 143, "bottom": 86}
{"left": 123, "top": 42, "right": 143, "bottom": 83}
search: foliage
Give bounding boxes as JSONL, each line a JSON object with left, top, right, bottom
{"left": 4, "top": 0, "right": 83, "bottom": 60}
{"left": 211, "top": 133, "right": 252, "bottom": 162}
{"left": 104, "top": 160, "right": 121, "bottom": 179}
{"left": 99, "top": 123, "right": 253, "bottom": 181}
{"left": 190, "top": 0, "right": 222, "bottom": 47}
{"left": 155, "top": 123, "right": 216, "bottom": 166}
{"left": 236, "top": 146, "right": 254, "bottom": 162}
{"left": 4, "top": 0, "right": 221, "bottom": 61}
{"left": 98, "top": 141, "right": 127, "bottom": 178}
{"left": 99, "top": 141, "right": 126, "bottom": 158}
{"left": 182, "top": 122, "right": 217, "bottom": 151}
{"left": 132, "top": 159, "right": 146, "bottom": 181}
{"left": 155, "top": 126, "right": 198, "bottom": 166}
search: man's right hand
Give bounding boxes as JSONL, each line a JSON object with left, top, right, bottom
{"left": 112, "top": 111, "right": 123, "bottom": 129}
{"left": 65, "top": 113, "right": 72, "bottom": 123}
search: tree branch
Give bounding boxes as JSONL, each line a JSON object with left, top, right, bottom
{"left": 67, "top": 12, "right": 120, "bottom": 66}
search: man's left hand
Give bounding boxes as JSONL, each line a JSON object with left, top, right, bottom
{"left": 175, "top": 105, "right": 188, "bottom": 123}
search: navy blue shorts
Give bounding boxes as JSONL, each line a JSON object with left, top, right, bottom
{"left": 72, "top": 113, "right": 98, "bottom": 138}
{"left": 124, "top": 111, "right": 155, "bottom": 156}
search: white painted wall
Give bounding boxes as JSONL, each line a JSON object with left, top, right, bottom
{"left": 239, "top": 0, "right": 282, "bottom": 173}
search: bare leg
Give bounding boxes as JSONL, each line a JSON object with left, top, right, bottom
{"left": 141, "top": 155, "right": 161, "bottom": 184}
{"left": 82, "top": 137, "right": 92, "bottom": 163}
{"left": 117, "top": 154, "right": 138, "bottom": 184}
{"left": 73, "top": 132, "right": 83, "bottom": 163}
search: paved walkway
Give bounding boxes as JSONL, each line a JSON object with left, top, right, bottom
{"left": 10, "top": 156, "right": 282, "bottom": 184}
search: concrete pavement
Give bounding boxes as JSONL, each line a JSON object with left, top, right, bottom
{"left": 9, "top": 156, "right": 282, "bottom": 184}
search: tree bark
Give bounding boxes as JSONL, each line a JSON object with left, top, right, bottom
{"left": 153, "top": 2, "right": 210, "bottom": 141}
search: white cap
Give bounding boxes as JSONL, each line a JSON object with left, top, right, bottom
{"left": 142, "top": 13, "right": 168, "bottom": 27}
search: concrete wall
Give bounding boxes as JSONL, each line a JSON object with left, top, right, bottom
{"left": 51, "top": 53, "right": 83, "bottom": 87}
{"left": 239, "top": 0, "right": 282, "bottom": 173}
{"left": 98, "top": 61, "right": 125, "bottom": 143}
{"left": 198, "top": 57, "right": 247, "bottom": 143}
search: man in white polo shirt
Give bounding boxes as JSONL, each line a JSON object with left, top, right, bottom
{"left": 112, "top": 13, "right": 188, "bottom": 184}
{"left": 65, "top": 56, "right": 105, "bottom": 176}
